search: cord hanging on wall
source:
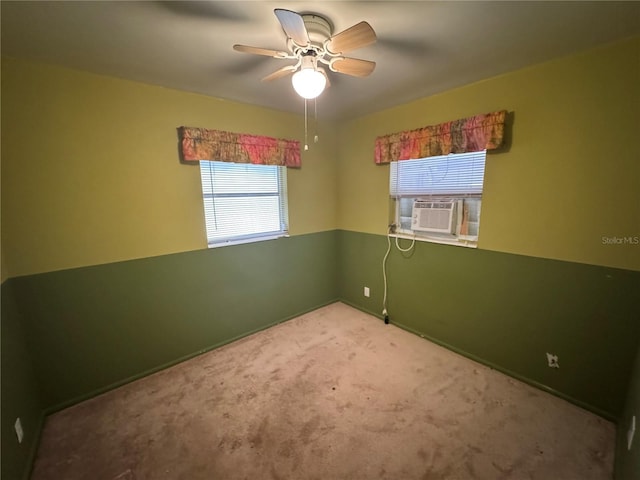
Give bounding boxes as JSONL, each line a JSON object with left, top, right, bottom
{"left": 381, "top": 224, "right": 416, "bottom": 325}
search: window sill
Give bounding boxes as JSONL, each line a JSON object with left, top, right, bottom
{"left": 208, "top": 233, "right": 290, "bottom": 249}
{"left": 391, "top": 231, "right": 477, "bottom": 249}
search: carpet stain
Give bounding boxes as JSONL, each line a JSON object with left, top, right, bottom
{"left": 277, "top": 439, "right": 295, "bottom": 458}
{"left": 249, "top": 417, "right": 269, "bottom": 449}
{"left": 417, "top": 448, "right": 428, "bottom": 460}
{"left": 300, "top": 415, "right": 322, "bottom": 444}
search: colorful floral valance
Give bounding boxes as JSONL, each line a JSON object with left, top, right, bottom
{"left": 178, "top": 127, "right": 301, "bottom": 168}
{"left": 374, "top": 110, "right": 507, "bottom": 164}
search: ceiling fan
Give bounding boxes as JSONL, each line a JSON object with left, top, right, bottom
{"left": 233, "top": 8, "right": 377, "bottom": 99}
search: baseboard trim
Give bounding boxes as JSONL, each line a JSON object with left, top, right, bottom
{"left": 44, "top": 298, "right": 340, "bottom": 415}
{"left": 338, "top": 298, "right": 385, "bottom": 321}
{"left": 340, "top": 299, "right": 617, "bottom": 423}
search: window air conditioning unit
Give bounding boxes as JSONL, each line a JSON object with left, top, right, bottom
{"left": 411, "top": 200, "right": 456, "bottom": 234}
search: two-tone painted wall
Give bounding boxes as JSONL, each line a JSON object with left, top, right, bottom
{"left": 2, "top": 36, "right": 639, "bottom": 480}
{"left": 335, "top": 36, "right": 640, "bottom": 479}
{"left": 337, "top": 37, "right": 639, "bottom": 270}
{"left": 1, "top": 57, "right": 340, "bottom": 480}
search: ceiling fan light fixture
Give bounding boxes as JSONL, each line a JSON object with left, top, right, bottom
{"left": 291, "top": 56, "right": 326, "bottom": 99}
{"left": 292, "top": 68, "right": 326, "bottom": 99}
{"left": 235, "top": 9, "right": 376, "bottom": 102}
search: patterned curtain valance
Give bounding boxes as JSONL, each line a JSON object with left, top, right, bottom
{"left": 178, "top": 127, "right": 301, "bottom": 168}
{"left": 374, "top": 110, "right": 507, "bottom": 164}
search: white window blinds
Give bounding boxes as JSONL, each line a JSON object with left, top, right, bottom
{"left": 199, "top": 161, "right": 288, "bottom": 246}
{"left": 390, "top": 151, "right": 486, "bottom": 197}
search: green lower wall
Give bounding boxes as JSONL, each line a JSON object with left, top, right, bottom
{"left": 10, "top": 231, "right": 338, "bottom": 412}
{"left": 1, "top": 281, "right": 45, "bottom": 480}
{"left": 337, "top": 230, "right": 640, "bottom": 420}
{"left": 4, "top": 229, "right": 640, "bottom": 479}
{"left": 616, "top": 345, "right": 640, "bottom": 479}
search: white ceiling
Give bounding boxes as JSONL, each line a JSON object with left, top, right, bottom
{"left": 2, "top": 1, "right": 639, "bottom": 120}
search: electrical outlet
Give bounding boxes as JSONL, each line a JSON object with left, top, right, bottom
{"left": 546, "top": 353, "right": 559, "bottom": 368}
{"left": 628, "top": 415, "right": 636, "bottom": 450}
{"left": 363, "top": 286, "right": 370, "bottom": 297}
{"left": 14, "top": 418, "right": 24, "bottom": 444}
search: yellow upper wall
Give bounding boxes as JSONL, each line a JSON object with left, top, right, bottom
{"left": 1, "top": 58, "right": 337, "bottom": 279}
{"left": 337, "top": 36, "right": 640, "bottom": 271}
{"left": 3, "top": 37, "right": 639, "bottom": 278}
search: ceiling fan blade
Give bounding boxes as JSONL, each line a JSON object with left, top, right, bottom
{"left": 274, "top": 9, "right": 309, "bottom": 46}
{"left": 331, "top": 57, "right": 376, "bottom": 77}
{"left": 262, "top": 65, "right": 297, "bottom": 82}
{"left": 233, "top": 45, "right": 288, "bottom": 58}
{"left": 327, "top": 21, "right": 376, "bottom": 54}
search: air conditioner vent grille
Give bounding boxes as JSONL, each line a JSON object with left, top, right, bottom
{"left": 411, "top": 200, "right": 456, "bottom": 234}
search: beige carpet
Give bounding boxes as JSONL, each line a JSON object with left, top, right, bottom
{"left": 31, "top": 302, "right": 615, "bottom": 479}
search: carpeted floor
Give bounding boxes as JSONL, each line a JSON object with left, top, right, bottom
{"left": 31, "top": 302, "right": 615, "bottom": 479}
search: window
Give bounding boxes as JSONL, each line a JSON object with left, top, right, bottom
{"left": 390, "top": 151, "right": 486, "bottom": 248}
{"left": 199, "top": 161, "right": 289, "bottom": 247}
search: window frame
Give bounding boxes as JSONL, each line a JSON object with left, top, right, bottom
{"left": 199, "top": 161, "right": 289, "bottom": 248}
{"left": 389, "top": 151, "right": 487, "bottom": 249}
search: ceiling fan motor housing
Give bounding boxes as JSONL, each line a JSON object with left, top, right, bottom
{"left": 301, "top": 14, "right": 332, "bottom": 47}
{"left": 234, "top": 9, "right": 376, "bottom": 83}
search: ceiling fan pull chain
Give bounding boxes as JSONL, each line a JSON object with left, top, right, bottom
{"left": 304, "top": 98, "right": 309, "bottom": 151}
{"left": 314, "top": 98, "right": 319, "bottom": 144}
